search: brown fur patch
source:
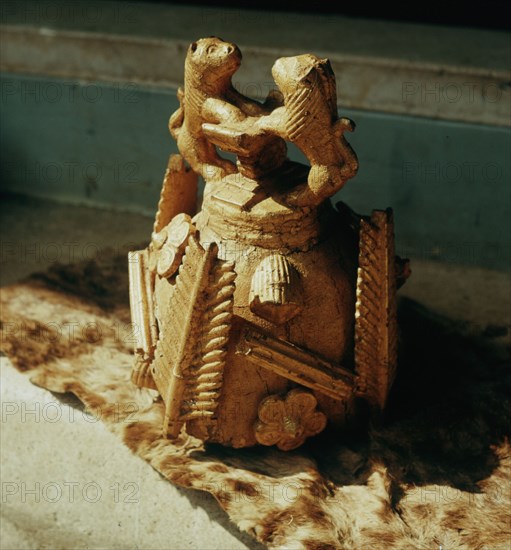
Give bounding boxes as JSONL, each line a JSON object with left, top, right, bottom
{"left": 209, "top": 463, "right": 230, "bottom": 474}
{"left": 234, "top": 480, "right": 260, "bottom": 498}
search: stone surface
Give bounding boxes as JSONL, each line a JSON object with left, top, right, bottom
{"left": 0, "top": 358, "right": 263, "bottom": 549}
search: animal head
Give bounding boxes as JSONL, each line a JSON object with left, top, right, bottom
{"left": 271, "top": 54, "right": 337, "bottom": 115}
{"left": 186, "top": 37, "right": 242, "bottom": 82}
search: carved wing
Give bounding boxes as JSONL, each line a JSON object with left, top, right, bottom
{"left": 150, "top": 237, "right": 236, "bottom": 438}
{"left": 151, "top": 237, "right": 217, "bottom": 437}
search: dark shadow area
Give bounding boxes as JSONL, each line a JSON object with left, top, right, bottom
{"left": 125, "top": 0, "right": 511, "bottom": 31}
{"left": 306, "top": 297, "right": 510, "bottom": 501}
{"left": 27, "top": 245, "right": 138, "bottom": 320}
{"left": 49, "top": 389, "right": 87, "bottom": 412}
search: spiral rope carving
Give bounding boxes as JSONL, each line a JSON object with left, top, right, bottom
{"left": 181, "top": 260, "right": 236, "bottom": 431}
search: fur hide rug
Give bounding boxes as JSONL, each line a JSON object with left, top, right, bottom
{"left": 1, "top": 251, "right": 510, "bottom": 549}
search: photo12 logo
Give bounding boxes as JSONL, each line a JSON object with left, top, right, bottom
{"left": 1, "top": 160, "right": 140, "bottom": 187}
{"left": 402, "top": 81, "right": 503, "bottom": 104}
{"left": 1, "top": 80, "right": 140, "bottom": 105}
{"left": 2, "top": 481, "right": 140, "bottom": 504}
{"left": 402, "top": 161, "right": 502, "bottom": 185}
{"left": 1, "top": 400, "right": 140, "bottom": 424}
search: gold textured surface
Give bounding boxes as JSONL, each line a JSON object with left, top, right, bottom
{"left": 128, "top": 38, "right": 402, "bottom": 449}
{"left": 354, "top": 209, "right": 397, "bottom": 411}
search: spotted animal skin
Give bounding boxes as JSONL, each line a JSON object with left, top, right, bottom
{"left": 2, "top": 259, "right": 509, "bottom": 550}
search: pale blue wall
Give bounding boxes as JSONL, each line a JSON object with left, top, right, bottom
{"left": 1, "top": 73, "right": 509, "bottom": 270}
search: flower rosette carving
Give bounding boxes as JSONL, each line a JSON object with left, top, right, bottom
{"left": 149, "top": 213, "right": 197, "bottom": 277}
{"left": 255, "top": 389, "right": 327, "bottom": 451}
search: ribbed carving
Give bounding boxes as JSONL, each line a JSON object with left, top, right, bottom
{"left": 150, "top": 236, "right": 218, "bottom": 437}
{"left": 354, "top": 209, "right": 397, "bottom": 411}
{"left": 249, "top": 254, "right": 302, "bottom": 325}
{"left": 181, "top": 260, "right": 236, "bottom": 433}
{"left": 238, "top": 325, "right": 355, "bottom": 401}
